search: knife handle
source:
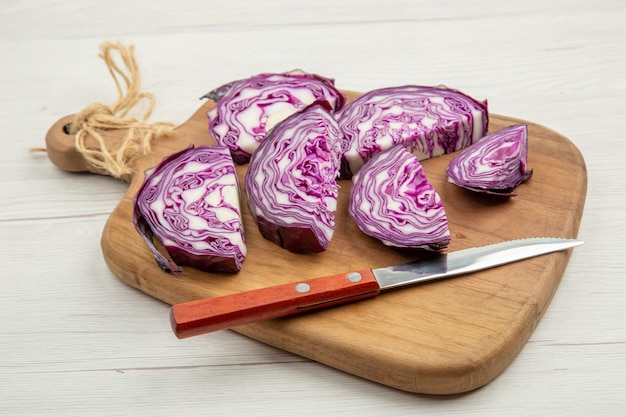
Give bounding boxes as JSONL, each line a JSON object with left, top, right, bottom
{"left": 170, "top": 268, "right": 380, "bottom": 338}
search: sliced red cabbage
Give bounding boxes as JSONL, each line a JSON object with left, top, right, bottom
{"left": 337, "top": 85, "right": 488, "bottom": 178}
{"left": 349, "top": 145, "right": 450, "bottom": 251}
{"left": 205, "top": 70, "right": 346, "bottom": 164}
{"left": 446, "top": 124, "right": 533, "bottom": 196}
{"left": 245, "top": 103, "right": 342, "bottom": 253}
{"left": 133, "top": 145, "right": 246, "bottom": 273}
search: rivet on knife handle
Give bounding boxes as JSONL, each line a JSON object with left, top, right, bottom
{"left": 170, "top": 268, "right": 380, "bottom": 339}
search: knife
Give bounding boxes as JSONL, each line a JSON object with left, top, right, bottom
{"left": 170, "top": 237, "right": 582, "bottom": 338}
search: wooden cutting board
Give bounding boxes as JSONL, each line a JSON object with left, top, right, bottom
{"left": 45, "top": 91, "right": 586, "bottom": 395}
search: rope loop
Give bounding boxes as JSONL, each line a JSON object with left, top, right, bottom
{"left": 69, "top": 41, "right": 175, "bottom": 179}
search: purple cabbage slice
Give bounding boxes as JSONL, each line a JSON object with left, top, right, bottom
{"left": 245, "top": 102, "right": 342, "bottom": 253}
{"left": 133, "top": 145, "right": 246, "bottom": 274}
{"left": 349, "top": 145, "right": 450, "bottom": 251}
{"left": 205, "top": 70, "right": 346, "bottom": 164}
{"left": 446, "top": 124, "right": 533, "bottom": 196}
{"left": 337, "top": 85, "right": 488, "bottom": 178}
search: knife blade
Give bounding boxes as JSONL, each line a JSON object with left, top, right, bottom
{"left": 170, "top": 237, "right": 582, "bottom": 338}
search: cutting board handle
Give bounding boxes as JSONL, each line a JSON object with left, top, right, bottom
{"left": 44, "top": 111, "right": 182, "bottom": 182}
{"left": 43, "top": 42, "right": 181, "bottom": 181}
{"left": 44, "top": 114, "right": 97, "bottom": 174}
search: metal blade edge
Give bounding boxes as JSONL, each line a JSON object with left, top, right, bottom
{"left": 372, "top": 237, "right": 583, "bottom": 291}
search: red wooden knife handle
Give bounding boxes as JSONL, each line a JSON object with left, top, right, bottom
{"left": 170, "top": 268, "right": 380, "bottom": 338}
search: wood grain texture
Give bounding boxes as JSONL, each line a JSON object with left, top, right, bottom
{"left": 44, "top": 91, "right": 586, "bottom": 394}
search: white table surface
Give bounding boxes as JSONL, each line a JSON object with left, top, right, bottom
{"left": 2, "top": 1, "right": 625, "bottom": 415}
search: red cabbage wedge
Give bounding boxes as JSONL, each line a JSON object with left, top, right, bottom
{"left": 133, "top": 145, "right": 247, "bottom": 274}
{"left": 245, "top": 103, "right": 342, "bottom": 253}
{"left": 446, "top": 124, "right": 533, "bottom": 196}
{"left": 205, "top": 70, "right": 346, "bottom": 164}
{"left": 349, "top": 145, "right": 450, "bottom": 251}
{"left": 337, "top": 85, "right": 488, "bottom": 178}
